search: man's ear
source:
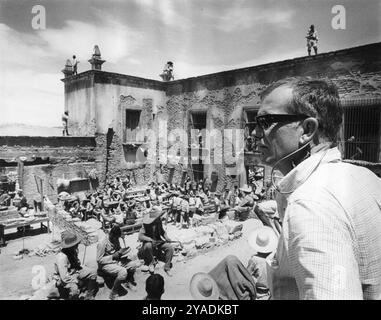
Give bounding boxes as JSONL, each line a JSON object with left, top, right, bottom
{"left": 299, "top": 117, "right": 319, "bottom": 144}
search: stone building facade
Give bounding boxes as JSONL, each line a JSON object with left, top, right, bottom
{"left": 1, "top": 42, "right": 380, "bottom": 203}
{"left": 64, "top": 42, "right": 381, "bottom": 191}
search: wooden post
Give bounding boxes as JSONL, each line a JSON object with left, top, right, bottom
{"left": 17, "top": 160, "right": 24, "bottom": 190}
{"left": 40, "top": 177, "right": 44, "bottom": 211}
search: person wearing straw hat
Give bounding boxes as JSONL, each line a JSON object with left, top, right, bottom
{"left": 193, "top": 255, "right": 257, "bottom": 300}
{"left": 52, "top": 231, "right": 98, "bottom": 300}
{"left": 189, "top": 273, "right": 219, "bottom": 300}
{"left": 246, "top": 226, "right": 279, "bottom": 299}
{"left": 124, "top": 199, "right": 137, "bottom": 226}
{"left": 97, "top": 225, "right": 137, "bottom": 300}
{"left": 233, "top": 184, "right": 255, "bottom": 219}
{"left": 138, "top": 206, "right": 174, "bottom": 276}
{"left": 239, "top": 184, "right": 255, "bottom": 203}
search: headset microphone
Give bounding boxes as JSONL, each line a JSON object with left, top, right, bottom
{"left": 270, "top": 141, "right": 327, "bottom": 195}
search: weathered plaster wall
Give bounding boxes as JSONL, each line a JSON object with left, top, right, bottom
{"left": 92, "top": 75, "right": 166, "bottom": 186}
{"left": 62, "top": 43, "right": 381, "bottom": 190}
{"left": 93, "top": 73, "right": 165, "bottom": 135}
{"left": 0, "top": 136, "right": 100, "bottom": 202}
{"left": 164, "top": 84, "right": 266, "bottom": 190}
{"left": 163, "top": 43, "right": 381, "bottom": 190}
{"left": 64, "top": 73, "right": 96, "bottom": 136}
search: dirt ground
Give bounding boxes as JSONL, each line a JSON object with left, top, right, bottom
{"left": 0, "top": 218, "right": 262, "bottom": 300}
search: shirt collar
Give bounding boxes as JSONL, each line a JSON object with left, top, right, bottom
{"left": 277, "top": 143, "right": 342, "bottom": 195}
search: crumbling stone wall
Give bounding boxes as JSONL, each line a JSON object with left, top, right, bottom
{"left": 22, "top": 162, "right": 98, "bottom": 204}
{"left": 103, "top": 98, "right": 158, "bottom": 187}
{"left": 61, "top": 43, "right": 381, "bottom": 189}
{"left": 0, "top": 136, "right": 101, "bottom": 202}
{"left": 161, "top": 43, "right": 381, "bottom": 190}
{"left": 164, "top": 84, "right": 266, "bottom": 191}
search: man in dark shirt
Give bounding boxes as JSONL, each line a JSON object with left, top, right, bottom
{"left": 138, "top": 206, "right": 174, "bottom": 276}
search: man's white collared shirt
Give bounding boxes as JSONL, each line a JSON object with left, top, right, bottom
{"left": 269, "top": 147, "right": 381, "bottom": 300}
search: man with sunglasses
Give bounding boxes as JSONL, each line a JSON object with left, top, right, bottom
{"left": 253, "top": 77, "right": 381, "bottom": 300}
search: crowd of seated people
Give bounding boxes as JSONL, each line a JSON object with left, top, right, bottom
{"left": 58, "top": 173, "right": 268, "bottom": 230}
{"left": 47, "top": 174, "right": 271, "bottom": 300}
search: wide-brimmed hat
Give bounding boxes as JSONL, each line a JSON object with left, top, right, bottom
{"left": 239, "top": 184, "right": 252, "bottom": 193}
{"left": 143, "top": 206, "right": 163, "bottom": 224}
{"left": 61, "top": 231, "right": 81, "bottom": 249}
{"left": 189, "top": 273, "right": 219, "bottom": 300}
{"left": 247, "top": 226, "right": 278, "bottom": 254}
{"left": 255, "top": 200, "right": 278, "bottom": 218}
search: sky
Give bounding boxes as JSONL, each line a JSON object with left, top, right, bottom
{"left": 0, "top": 0, "right": 380, "bottom": 127}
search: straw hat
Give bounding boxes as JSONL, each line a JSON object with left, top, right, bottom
{"left": 61, "top": 231, "right": 81, "bottom": 249}
{"left": 247, "top": 226, "right": 278, "bottom": 254}
{"left": 255, "top": 200, "right": 278, "bottom": 218}
{"left": 143, "top": 206, "right": 163, "bottom": 224}
{"left": 239, "top": 184, "right": 252, "bottom": 193}
{"left": 189, "top": 273, "right": 219, "bottom": 300}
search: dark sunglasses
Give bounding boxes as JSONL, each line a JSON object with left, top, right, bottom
{"left": 255, "top": 114, "right": 309, "bottom": 130}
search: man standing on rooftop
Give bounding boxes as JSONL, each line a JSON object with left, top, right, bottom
{"left": 306, "top": 25, "right": 318, "bottom": 56}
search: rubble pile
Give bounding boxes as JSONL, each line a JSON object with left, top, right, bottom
{"left": 168, "top": 219, "right": 243, "bottom": 261}
{"left": 49, "top": 208, "right": 101, "bottom": 246}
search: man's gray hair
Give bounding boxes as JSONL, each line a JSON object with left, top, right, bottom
{"left": 261, "top": 77, "right": 343, "bottom": 143}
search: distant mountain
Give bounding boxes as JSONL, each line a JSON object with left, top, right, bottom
{"left": 0, "top": 123, "right": 62, "bottom": 136}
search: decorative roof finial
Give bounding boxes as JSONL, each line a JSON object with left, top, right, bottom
{"left": 61, "top": 59, "right": 73, "bottom": 78}
{"left": 88, "top": 45, "right": 105, "bottom": 70}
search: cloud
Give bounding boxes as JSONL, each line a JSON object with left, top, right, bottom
{"left": 0, "top": 68, "right": 63, "bottom": 127}
{"left": 132, "top": 0, "right": 193, "bottom": 30}
{"left": 40, "top": 18, "right": 143, "bottom": 64}
{"left": 0, "top": 24, "right": 49, "bottom": 70}
{"left": 213, "top": 7, "right": 295, "bottom": 33}
{"left": 0, "top": 12, "right": 146, "bottom": 126}
{"left": 173, "top": 48, "right": 305, "bottom": 79}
